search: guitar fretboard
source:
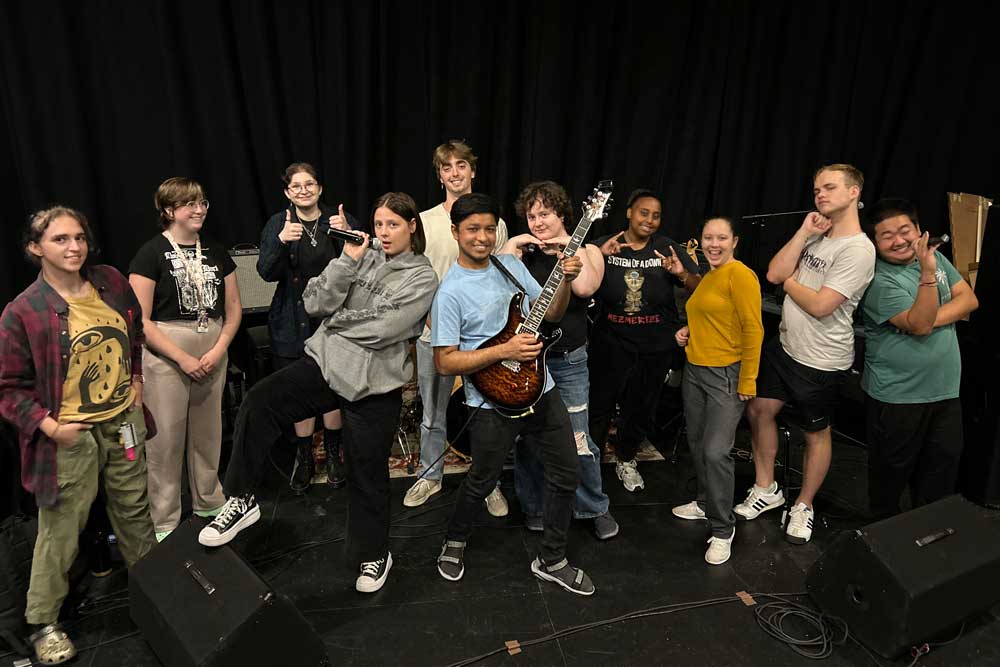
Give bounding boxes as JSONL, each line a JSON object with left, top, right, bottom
{"left": 520, "top": 219, "right": 594, "bottom": 335}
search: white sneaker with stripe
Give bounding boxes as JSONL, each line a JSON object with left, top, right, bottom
{"left": 733, "top": 483, "right": 784, "bottom": 520}
{"left": 784, "top": 503, "right": 814, "bottom": 544}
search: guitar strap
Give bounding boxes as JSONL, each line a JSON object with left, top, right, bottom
{"left": 489, "top": 255, "right": 527, "bottom": 294}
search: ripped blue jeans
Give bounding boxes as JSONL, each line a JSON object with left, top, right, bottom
{"left": 514, "top": 344, "right": 610, "bottom": 519}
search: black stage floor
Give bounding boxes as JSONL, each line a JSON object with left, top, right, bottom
{"left": 18, "top": 433, "right": 1000, "bottom": 667}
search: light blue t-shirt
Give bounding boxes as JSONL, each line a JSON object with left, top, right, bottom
{"left": 431, "top": 254, "right": 555, "bottom": 409}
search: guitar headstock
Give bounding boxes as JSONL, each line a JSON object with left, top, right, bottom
{"left": 582, "top": 180, "right": 614, "bottom": 222}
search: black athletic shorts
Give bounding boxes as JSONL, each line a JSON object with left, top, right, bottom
{"left": 755, "top": 337, "right": 844, "bottom": 432}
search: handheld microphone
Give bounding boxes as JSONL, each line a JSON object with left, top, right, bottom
{"left": 929, "top": 233, "right": 950, "bottom": 246}
{"left": 327, "top": 226, "right": 382, "bottom": 251}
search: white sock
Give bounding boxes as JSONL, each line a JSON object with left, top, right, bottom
{"left": 755, "top": 481, "right": 778, "bottom": 495}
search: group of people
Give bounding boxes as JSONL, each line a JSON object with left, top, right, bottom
{"left": 0, "top": 141, "right": 978, "bottom": 663}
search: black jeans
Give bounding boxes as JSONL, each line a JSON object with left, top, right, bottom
{"left": 224, "top": 356, "right": 401, "bottom": 562}
{"left": 588, "top": 325, "right": 676, "bottom": 461}
{"left": 446, "top": 389, "right": 579, "bottom": 564}
{"left": 865, "top": 394, "right": 964, "bottom": 520}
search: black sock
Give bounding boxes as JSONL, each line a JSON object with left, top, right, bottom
{"left": 324, "top": 428, "right": 342, "bottom": 456}
{"left": 296, "top": 434, "right": 313, "bottom": 451}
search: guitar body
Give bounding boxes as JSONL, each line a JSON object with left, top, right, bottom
{"left": 469, "top": 293, "right": 561, "bottom": 414}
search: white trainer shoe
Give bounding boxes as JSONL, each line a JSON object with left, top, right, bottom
{"left": 616, "top": 460, "right": 645, "bottom": 492}
{"left": 672, "top": 501, "right": 706, "bottom": 521}
{"left": 403, "top": 478, "right": 442, "bottom": 507}
{"left": 485, "top": 486, "right": 509, "bottom": 517}
{"left": 785, "top": 503, "right": 814, "bottom": 544}
{"left": 705, "top": 531, "right": 734, "bottom": 565}
{"left": 733, "top": 483, "right": 784, "bottom": 520}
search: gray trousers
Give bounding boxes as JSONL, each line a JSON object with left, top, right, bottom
{"left": 683, "top": 362, "right": 745, "bottom": 538}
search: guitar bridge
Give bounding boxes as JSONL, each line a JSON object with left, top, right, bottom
{"left": 501, "top": 359, "right": 522, "bottom": 372}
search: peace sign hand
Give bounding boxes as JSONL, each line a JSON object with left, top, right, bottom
{"left": 599, "top": 231, "right": 635, "bottom": 257}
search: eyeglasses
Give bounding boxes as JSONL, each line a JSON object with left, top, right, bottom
{"left": 287, "top": 182, "right": 319, "bottom": 194}
{"left": 176, "top": 200, "right": 210, "bottom": 211}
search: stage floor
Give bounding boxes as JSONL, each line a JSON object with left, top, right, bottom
{"left": 25, "top": 434, "right": 1000, "bottom": 667}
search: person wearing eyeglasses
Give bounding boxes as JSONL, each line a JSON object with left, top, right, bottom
{"left": 127, "top": 177, "right": 242, "bottom": 543}
{"left": 257, "top": 162, "right": 361, "bottom": 494}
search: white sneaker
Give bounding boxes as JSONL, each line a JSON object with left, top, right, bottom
{"left": 705, "top": 531, "right": 734, "bottom": 565}
{"left": 733, "top": 483, "right": 784, "bottom": 520}
{"left": 403, "top": 478, "right": 441, "bottom": 507}
{"left": 356, "top": 552, "right": 393, "bottom": 593}
{"left": 785, "top": 503, "right": 814, "bottom": 544}
{"left": 671, "top": 501, "right": 706, "bottom": 521}
{"left": 616, "top": 460, "right": 645, "bottom": 492}
{"left": 485, "top": 486, "right": 509, "bottom": 517}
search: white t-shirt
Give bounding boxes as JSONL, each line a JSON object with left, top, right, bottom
{"left": 779, "top": 232, "right": 875, "bottom": 371}
{"left": 419, "top": 203, "right": 508, "bottom": 343}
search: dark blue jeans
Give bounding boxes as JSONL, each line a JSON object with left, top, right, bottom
{"left": 515, "top": 345, "right": 609, "bottom": 519}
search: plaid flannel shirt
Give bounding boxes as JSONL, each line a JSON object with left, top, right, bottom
{"left": 0, "top": 264, "right": 155, "bottom": 507}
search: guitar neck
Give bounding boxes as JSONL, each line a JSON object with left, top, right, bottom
{"left": 521, "top": 216, "right": 594, "bottom": 334}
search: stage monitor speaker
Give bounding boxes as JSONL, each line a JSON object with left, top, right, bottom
{"left": 806, "top": 495, "right": 1000, "bottom": 658}
{"left": 229, "top": 248, "right": 276, "bottom": 313}
{"left": 129, "top": 518, "right": 329, "bottom": 667}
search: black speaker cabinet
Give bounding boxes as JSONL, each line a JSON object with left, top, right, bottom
{"left": 129, "top": 518, "right": 329, "bottom": 667}
{"left": 806, "top": 495, "right": 1000, "bottom": 658}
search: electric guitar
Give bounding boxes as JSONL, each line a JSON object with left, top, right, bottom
{"left": 469, "top": 181, "right": 614, "bottom": 415}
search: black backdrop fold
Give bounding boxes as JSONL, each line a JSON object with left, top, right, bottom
{"left": 2, "top": 0, "right": 998, "bottom": 304}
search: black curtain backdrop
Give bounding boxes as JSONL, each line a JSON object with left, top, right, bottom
{"left": 2, "top": 0, "right": 998, "bottom": 305}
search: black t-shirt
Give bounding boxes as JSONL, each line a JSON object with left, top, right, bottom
{"left": 592, "top": 233, "right": 697, "bottom": 350}
{"left": 294, "top": 214, "right": 341, "bottom": 281}
{"left": 522, "top": 249, "right": 589, "bottom": 353}
{"left": 128, "top": 234, "right": 237, "bottom": 321}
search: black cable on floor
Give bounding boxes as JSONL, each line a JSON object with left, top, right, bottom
{"left": 752, "top": 594, "right": 852, "bottom": 660}
{"left": 441, "top": 591, "right": 808, "bottom": 667}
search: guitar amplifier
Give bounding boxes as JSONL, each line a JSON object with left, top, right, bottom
{"left": 229, "top": 248, "right": 276, "bottom": 314}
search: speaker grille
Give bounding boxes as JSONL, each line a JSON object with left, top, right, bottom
{"left": 229, "top": 250, "right": 276, "bottom": 313}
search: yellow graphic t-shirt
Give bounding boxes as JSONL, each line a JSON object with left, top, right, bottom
{"left": 59, "top": 285, "right": 135, "bottom": 423}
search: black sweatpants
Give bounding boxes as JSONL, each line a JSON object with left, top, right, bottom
{"left": 224, "top": 356, "right": 401, "bottom": 562}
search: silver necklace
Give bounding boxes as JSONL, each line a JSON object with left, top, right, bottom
{"left": 301, "top": 219, "right": 320, "bottom": 247}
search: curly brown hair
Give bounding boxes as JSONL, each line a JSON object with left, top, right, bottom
{"left": 514, "top": 180, "right": 574, "bottom": 225}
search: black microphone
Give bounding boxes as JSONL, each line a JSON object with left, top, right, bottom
{"left": 929, "top": 233, "right": 950, "bottom": 246}
{"left": 327, "top": 226, "right": 382, "bottom": 251}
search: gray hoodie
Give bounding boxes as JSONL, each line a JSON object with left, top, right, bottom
{"left": 302, "top": 249, "right": 437, "bottom": 401}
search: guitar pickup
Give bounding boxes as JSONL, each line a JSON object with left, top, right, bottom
{"left": 501, "top": 360, "right": 522, "bottom": 372}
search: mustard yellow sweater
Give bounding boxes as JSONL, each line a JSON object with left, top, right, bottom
{"left": 684, "top": 260, "right": 764, "bottom": 395}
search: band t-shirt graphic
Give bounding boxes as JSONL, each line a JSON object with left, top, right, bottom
{"left": 592, "top": 234, "right": 697, "bottom": 350}
{"left": 58, "top": 285, "right": 134, "bottom": 423}
{"left": 778, "top": 232, "right": 875, "bottom": 371}
{"left": 129, "top": 234, "right": 236, "bottom": 321}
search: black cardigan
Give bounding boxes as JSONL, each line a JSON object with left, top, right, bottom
{"left": 256, "top": 203, "right": 362, "bottom": 358}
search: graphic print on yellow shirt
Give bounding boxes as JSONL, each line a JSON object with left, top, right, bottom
{"left": 59, "top": 286, "right": 134, "bottom": 423}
